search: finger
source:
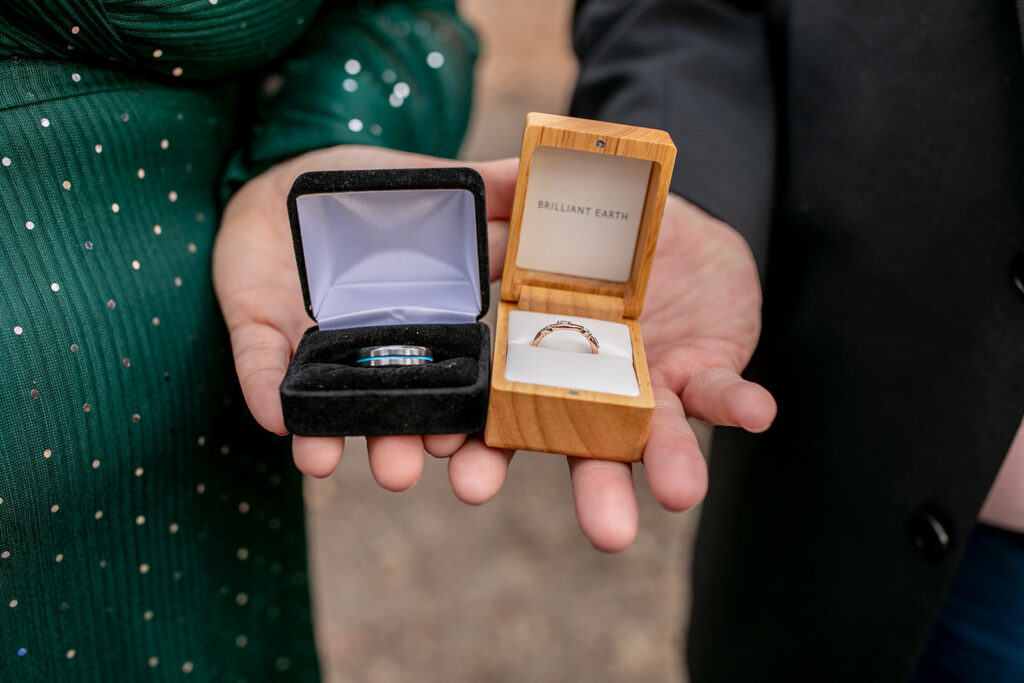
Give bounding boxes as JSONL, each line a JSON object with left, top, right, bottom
{"left": 447, "top": 440, "right": 513, "bottom": 505}
{"left": 470, "top": 158, "right": 518, "bottom": 220}
{"left": 681, "top": 366, "right": 777, "bottom": 433}
{"left": 487, "top": 219, "right": 510, "bottom": 281}
{"left": 366, "top": 436, "right": 425, "bottom": 492}
{"left": 292, "top": 435, "right": 345, "bottom": 478}
{"left": 644, "top": 386, "right": 709, "bottom": 511}
{"left": 568, "top": 457, "right": 638, "bottom": 553}
{"left": 229, "top": 321, "right": 293, "bottom": 435}
{"left": 423, "top": 433, "right": 467, "bottom": 458}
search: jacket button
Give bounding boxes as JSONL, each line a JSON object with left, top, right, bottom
{"left": 909, "top": 509, "right": 951, "bottom": 561}
{"left": 1012, "top": 252, "right": 1024, "bottom": 300}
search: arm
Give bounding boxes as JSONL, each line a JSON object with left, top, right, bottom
{"left": 555, "top": 0, "right": 778, "bottom": 549}
{"left": 213, "top": 2, "right": 516, "bottom": 490}
{"left": 571, "top": 0, "right": 775, "bottom": 264}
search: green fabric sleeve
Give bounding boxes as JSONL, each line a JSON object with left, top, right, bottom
{"left": 223, "top": 0, "right": 478, "bottom": 193}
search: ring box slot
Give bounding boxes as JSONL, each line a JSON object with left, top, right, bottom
{"left": 280, "top": 168, "right": 490, "bottom": 436}
{"left": 484, "top": 113, "right": 676, "bottom": 462}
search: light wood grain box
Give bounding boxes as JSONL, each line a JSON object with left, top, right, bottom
{"left": 484, "top": 113, "right": 676, "bottom": 461}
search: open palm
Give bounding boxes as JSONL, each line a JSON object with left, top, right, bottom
{"left": 213, "top": 145, "right": 518, "bottom": 491}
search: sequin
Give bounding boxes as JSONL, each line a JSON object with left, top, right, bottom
{"left": 196, "top": 483, "right": 206, "bottom": 494}
{"left": 121, "top": 112, "right": 129, "bottom": 122}
{"left": 1, "top": 157, "right": 10, "bottom": 166}
{"left": 198, "top": 436, "right": 206, "bottom": 446}
{"left": 66, "top": 649, "right": 75, "bottom": 659}
{"left": 172, "top": 67, "right": 184, "bottom": 77}
{"left": 153, "top": 225, "right": 162, "bottom": 235}
{"left": 389, "top": 94, "right": 404, "bottom": 108}
{"left": 40, "top": 118, "right": 50, "bottom": 127}
{"left": 238, "top": 501, "right": 250, "bottom": 514}
{"left": 71, "top": 25, "right": 80, "bottom": 35}
{"left": 16, "top": 648, "right": 26, "bottom": 656}
{"left": 132, "top": 260, "right": 140, "bottom": 270}
{"left": 426, "top": 51, "right": 445, "bottom": 69}
{"left": 92, "top": 460, "right": 100, "bottom": 468}
{"left": 174, "top": 276, "right": 183, "bottom": 287}
{"left": 94, "top": 511, "right": 103, "bottom": 519}
{"left": 152, "top": 49, "right": 163, "bottom": 59}
{"left": 235, "top": 635, "right": 248, "bottom": 648}
{"left": 344, "top": 59, "right": 361, "bottom": 75}
{"left": 134, "top": 466, "right": 143, "bottom": 475}
{"left": 187, "top": 243, "right": 197, "bottom": 253}
{"left": 394, "top": 82, "right": 411, "bottom": 98}
{"left": 13, "top": 326, "right": 22, "bottom": 335}
{"left": 370, "top": 124, "right": 382, "bottom": 136}
{"left": 160, "top": 139, "right": 169, "bottom": 150}
{"left": 107, "top": 299, "right": 116, "bottom": 309}
{"left": 50, "top": 282, "right": 60, "bottom": 292}
{"left": 381, "top": 69, "right": 397, "bottom": 84}
{"left": 84, "top": 241, "right": 92, "bottom": 250}
{"left": 26, "top": 221, "right": 34, "bottom": 230}
{"left": 343, "top": 78, "right": 358, "bottom": 92}
{"left": 94, "top": 144, "right": 102, "bottom": 153}
{"left": 1, "top": 551, "right": 9, "bottom": 559}
{"left": 237, "top": 548, "right": 249, "bottom": 560}
{"left": 30, "top": 389, "right": 39, "bottom": 398}
{"left": 169, "top": 523, "right": 180, "bottom": 534}
{"left": 51, "top": 505, "right": 59, "bottom": 513}
{"left": 137, "top": 169, "right": 145, "bottom": 179}
{"left": 139, "top": 563, "right": 150, "bottom": 574}
{"left": 55, "top": 553, "right": 64, "bottom": 562}
{"left": 152, "top": 317, "right": 160, "bottom": 326}
{"left": 71, "top": 73, "right": 81, "bottom": 82}
{"left": 348, "top": 118, "right": 363, "bottom": 132}
{"left": 44, "top": 448, "right": 53, "bottom": 457}
{"left": 111, "top": 203, "right": 120, "bottom": 213}
{"left": 148, "top": 656, "right": 160, "bottom": 667}
{"left": 143, "top": 611, "right": 154, "bottom": 622}
{"left": 135, "top": 515, "right": 145, "bottom": 525}
{"left": 169, "top": 191, "right": 178, "bottom": 202}
{"left": 70, "top": 344, "right": 79, "bottom": 353}
{"left": 235, "top": 593, "right": 248, "bottom": 606}
{"left": 9, "top": 600, "right": 17, "bottom": 608}
{"left": 62, "top": 180, "right": 71, "bottom": 190}
{"left": 83, "top": 403, "right": 91, "bottom": 412}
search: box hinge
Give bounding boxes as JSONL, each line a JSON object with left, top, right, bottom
{"left": 517, "top": 285, "right": 626, "bottom": 321}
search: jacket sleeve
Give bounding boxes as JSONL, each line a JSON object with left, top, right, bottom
{"left": 570, "top": 0, "right": 775, "bottom": 265}
{"left": 223, "top": 0, "right": 477, "bottom": 193}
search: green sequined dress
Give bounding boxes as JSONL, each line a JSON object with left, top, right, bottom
{"left": 0, "top": 2, "right": 476, "bottom": 680}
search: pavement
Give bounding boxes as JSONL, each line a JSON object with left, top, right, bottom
{"left": 305, "top": 2, "right": 702, "bottom": 680}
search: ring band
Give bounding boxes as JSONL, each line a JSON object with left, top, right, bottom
{"left": 356, "top": 345, "right": 434, "bottom": 367}
{"left": 530, "top": 320, "right": 600, "bottom": 354}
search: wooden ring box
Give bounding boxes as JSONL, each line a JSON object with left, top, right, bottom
{"left": 484, "top": 113, "right": 676, "bottom": 461}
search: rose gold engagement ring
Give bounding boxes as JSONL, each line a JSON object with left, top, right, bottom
{"left": 530, "top": 320, "right": 600, "bottom": 354}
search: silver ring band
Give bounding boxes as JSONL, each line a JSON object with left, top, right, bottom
{"left": 356, "top": 345, "right": 434, "bottom": 367}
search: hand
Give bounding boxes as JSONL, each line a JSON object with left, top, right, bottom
{"left": 441, "top": 193, "right": 776, "bottom": 551}
{"left": 213, "top": 145, "right": 518, "bottom": 491}
{"left": 568, "top": 194, "right": 776, "bottom": 550}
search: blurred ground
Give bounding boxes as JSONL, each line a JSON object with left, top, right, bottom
{"left": 305, "top": 2, "right": 702, "bottom": 681}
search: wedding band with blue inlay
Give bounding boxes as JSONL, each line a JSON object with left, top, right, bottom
{"left": 356, "top": 345, "right": 434, "bottom": 367}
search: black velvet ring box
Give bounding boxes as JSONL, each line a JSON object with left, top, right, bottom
{"left": 279, "top": 168, "right": 490, "bottom": 436}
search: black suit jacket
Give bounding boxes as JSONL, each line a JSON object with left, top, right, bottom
{"left": 571, "top": 1, "right": 1024, "bottom": 680}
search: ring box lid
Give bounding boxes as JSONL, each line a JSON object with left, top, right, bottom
{"left": 500, "top": 113, "right": 676, "bottom": 320}
{"left": 287, "top": 168, "right": 489, "bottom": 331}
